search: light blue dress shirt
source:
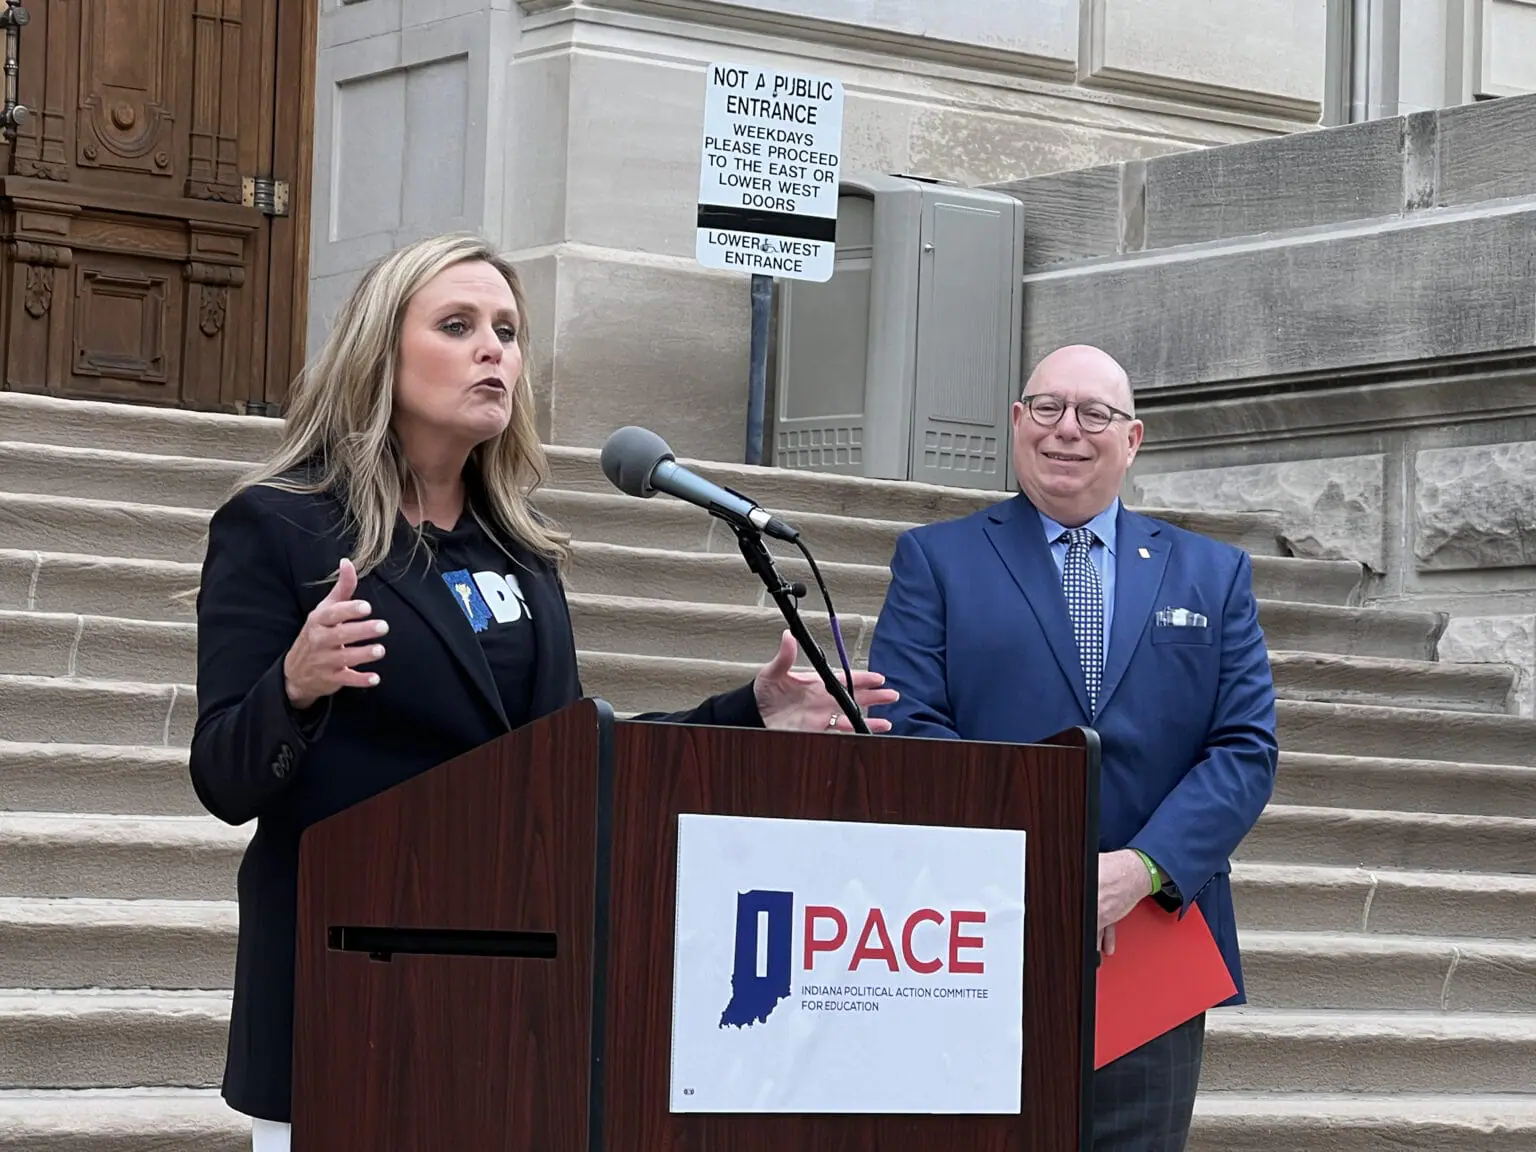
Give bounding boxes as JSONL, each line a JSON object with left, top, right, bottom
{"left": 1037, "top": 499, "right": 1119, "bottom": 664}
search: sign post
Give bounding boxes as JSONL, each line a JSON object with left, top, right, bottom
{"left": 696, "top": 62, "right": 844, "bottom": 464}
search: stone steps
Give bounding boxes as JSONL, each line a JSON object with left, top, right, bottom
{"left": 1270, "top": 752, "right": 1536, "bottom": 817}
{"left": 0, "top": 550, "right": 196, "bottom": 622}
{"left": 8, "top": 988, "right": 1536, "bottom": 1100}
{"left": 1238, "top": 804, "right": 1536, "bottom": 874}
{"left": 0, "top": 393, "right": 278, "bottom": 462}
{"left": 2, "top": 608, "right": 1503, "bottom": 713}
{"left": 12, "top": 792, "right": 1536, "bottom": 913}
{"left": 0, "top": 1088, "right": 247, "bottom": 1152}
{"left": 565, "top": 539, "right": 1367, "bottom": 609}
{"left": 1188, "top": 1093, "right": 1536, "bottom": 1152}
{"left": 0, "top": 743, "right": 201, "bottom": 818}
{"left": 2, "top": 1088, "right": 1531, "bottom": 1152}
{"left": 6, "top": 661, "right": 1536, "bottom": 764}
{"left": 4, "top": 735, "right": 1534, "bottom": 825}
{"left": 573, "top": 650, "right": 1518, "bottom": 719}
{"left": 1231, "top": 862, "right": 1536, "bottom": 939}
{"left": 0, "top": 544, "right": 1367, "bottom": 639}
{"left": 0, "top": 814, "right": 246, "bottom": 901}
{"left": 1276, "top": 699, "right": 1536, "bottom": 764}
{"left": 0, "top": 989, "right": 228, "bottom": 1090}
{"left": 0, "top": 899, "right": 236, "bottom": 989}
{"left": 0, "top": 394, "right": 1290, "bottom": 552}
{"left": 1235, "top": 929, "right": 1536, "bottom": 1012}
{"left": 1202, "top": 1009, "right": 1536, "bottom": 1094}
{"left": 0, "top": 611, "right": 194, "bottom": 683}
{"left": 0, "top": 494, "right": 210, "bottom": 564}
{"left": 5, "top": 890, "right": 1530, "bottom": 1015}
{"left": 1246, "top": 598, "right": 1444, "bottom": 659}
{"left": 0, "top": 675, "right": 193, "bottom": 747}
{"left": 568, "top": 593, "right": 1443, "bottom": 665}
{"left": 0, "top": 442, "right": 245, "bottom": 511}
{"left": 0, "top": 490, "right": 1358, "bottom": 608}
{"left": 0, "top": 389, "right": 1531, "bottom": 1147}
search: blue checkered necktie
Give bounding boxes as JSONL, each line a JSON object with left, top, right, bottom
{"left": 1060, "top": 526, "right": 1104, "bottom": 713}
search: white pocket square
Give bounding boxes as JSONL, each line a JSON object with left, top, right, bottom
{"left": 1155, "top": 607, "right": 1208, "bottom": 628}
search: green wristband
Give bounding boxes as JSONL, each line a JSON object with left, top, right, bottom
{"left": 1133, "top": 849, "right": 1162, "bottom": 896}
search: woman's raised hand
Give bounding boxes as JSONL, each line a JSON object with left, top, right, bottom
{"left": 282, "top": 558, "right": 388, "bottom": 710}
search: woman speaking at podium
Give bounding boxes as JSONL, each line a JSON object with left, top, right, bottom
{"left": 187, "top": 232, "right": 897, "bottom": 1152}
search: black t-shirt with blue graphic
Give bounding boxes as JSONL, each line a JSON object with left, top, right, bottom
{"left": 425, "top": 512, "right": 539, "bottom": 727}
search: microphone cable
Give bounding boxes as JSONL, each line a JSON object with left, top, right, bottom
{"left": 789, "top": 535, "right": 857, "bottom": 696}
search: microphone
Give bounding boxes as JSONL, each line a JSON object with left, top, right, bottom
{"left": 600, "top": 426, "right": 800, "bottom": 542}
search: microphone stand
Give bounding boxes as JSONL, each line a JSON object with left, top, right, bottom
{"left": 727, "top": 519, "right": 871, "bottom": 735}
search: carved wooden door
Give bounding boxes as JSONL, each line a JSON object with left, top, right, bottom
{"left": 0, "top": 0, "right": 314, "bottom": 413}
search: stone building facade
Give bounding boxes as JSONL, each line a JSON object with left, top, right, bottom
{"left": 309, "top": 0, "right": 1354, "bottom": 456}
{"left": 306, "top": 0, "right": 1536, "bottom": 702}
{"left": 993, "top": 92, "right": 1536, "bottom": 714}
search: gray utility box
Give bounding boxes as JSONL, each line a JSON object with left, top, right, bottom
{"left": 772, "top": 173, "right": 1025, "bottom": 491}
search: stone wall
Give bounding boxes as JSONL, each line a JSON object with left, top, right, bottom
{"left": 994, "top": 92, "right": 1536, "bottom": 713}
{"left": 307, "top": 0, "right": 1336, "bottom": 461}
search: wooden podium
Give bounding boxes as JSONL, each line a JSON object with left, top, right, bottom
{"left": 290, "top": 699, "right": 1100, "bottom": 1151}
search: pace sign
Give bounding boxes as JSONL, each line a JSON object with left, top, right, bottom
{"left": 696, "top": 62, "right": 844, "bottom": 283}
{"left": 669, "top": 813, "right": 1027, "bottom": 1114}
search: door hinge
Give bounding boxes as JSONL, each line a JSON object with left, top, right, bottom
{"left": 241, "top": 176, "right": 290, "bottom": 217}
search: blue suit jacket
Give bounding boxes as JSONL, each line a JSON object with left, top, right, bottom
{"left": 866, "top": 494, "right": 1278, "bottom": 1003}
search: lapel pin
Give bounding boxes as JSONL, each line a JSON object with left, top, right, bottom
{"left": 1138, "top": 547, "right": 1150, "bottom": 559}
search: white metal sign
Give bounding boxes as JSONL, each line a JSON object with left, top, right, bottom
{"left": 669, "top": 813, "right": 1027, "bottom": 1114}
{"left": 696, "top": 62, "right": 844, "bottom": 282}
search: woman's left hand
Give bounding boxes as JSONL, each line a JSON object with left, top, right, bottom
{"left": 752, "top": 630, "right": 899, "bottom": 733}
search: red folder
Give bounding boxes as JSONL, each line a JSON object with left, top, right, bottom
{"left": 1093, "top": 898, "right": 1236, "bottom": 1069}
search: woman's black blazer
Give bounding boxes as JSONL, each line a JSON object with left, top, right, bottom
{"left": 189, "top": 480, "right": 762, "bottom": 1122}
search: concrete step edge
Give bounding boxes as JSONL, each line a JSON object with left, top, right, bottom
{"left": 0, "top": 438, "right": 1293, "bottom": 553}
{"left": 0, "top": 672, "right": 193, "bottom": 691}
{"left": 0, "top": 1086, "right": 246, "bottom": 1139}
{"left": 1209, "top": 1007, "right": 1536, "bottom": 1039}
{"left": 0, "top": 548, "right": 200, "bottom": 577}
{"left": 1268, "top": 648, "right": 1509, "bottom": 673}
{"left": 1280, "top": 696, "right": 1536, "bottom": 731}
{"left": 1237, "top": 928, "right": 1536, "bottom": 957}
{"left": 1232, "top": 860, "right": 1536, "bottom": 893}
{"left": 1193, "top": 1090, "right": 1536, "bottom": 1120}
{"left": 10, "top": 898, "right": 1530, "bottom": 952}
{"left": 0, "top": 896, "right": 236, "bottom": 927}
{"left": 1278, "top": 749, "right": 1536, "bottom": 775}
{"left": 4, "top": 603, "right": 1453, "bottom": 648}
{"left": 0, "top": 608, "right": 193, "bottom": 633}
{"left": 0, "top": 812, "right": 248, "bottom": 848}
{"left": 0, "top": 988, "right": 231, "bottom": 1012}
{"left": 0, "top": 395, "right": 1288, "bottom": 537}
{"left": 0, "top": 740, "right": 185, "bottom": 761}
{"left": 1260, "top": 802, "right": 1536, "bottom": 834}
{"left": 0, "top": 491, "right": 211, "bottom": 523}
{"left": 0, "top": 440, "right": 249, "bottom": 472}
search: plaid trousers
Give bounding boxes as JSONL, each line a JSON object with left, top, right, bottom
{"left": 1091, "top": 1012, "right": 1206, "bottom": 1151}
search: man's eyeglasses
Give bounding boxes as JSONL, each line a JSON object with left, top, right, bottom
{"left": 1020, "top": 393, "right": 1133, "bottom": 434}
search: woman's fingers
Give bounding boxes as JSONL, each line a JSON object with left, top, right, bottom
{"left": 283, "top": 584, "right": 387, "bottom": 706}
{"left": 311, "top": 598, "right": 374, "bottom": 628}
{"left": 327, "top": 618, "right": 389, "bottom": 647}
{"left": 333, "top": 665, "right": 382, "bottom": 689}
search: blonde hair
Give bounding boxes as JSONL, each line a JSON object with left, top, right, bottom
{"left": 238, "top": 233, "right": 568, "bottom": 574}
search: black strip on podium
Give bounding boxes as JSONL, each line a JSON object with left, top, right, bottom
{"left": 696, "top": 204, "right": 836, "bottom": 243}
{"left": 326, "top": 926, "right": 557, "bottom": 962}
{"left": 588, "top": 698, "right": 617, "bottom": 1152}
{"left": 1077, "top": 726, "right": 1104, "bottom": 1152}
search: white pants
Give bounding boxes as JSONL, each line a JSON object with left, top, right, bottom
{"left": 251, "top": 1119, "right": 292, "bottom": 1152}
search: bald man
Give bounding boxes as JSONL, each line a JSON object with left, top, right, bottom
{"left": 868, "top": 345, "right": 1278, "bottom": 1150}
